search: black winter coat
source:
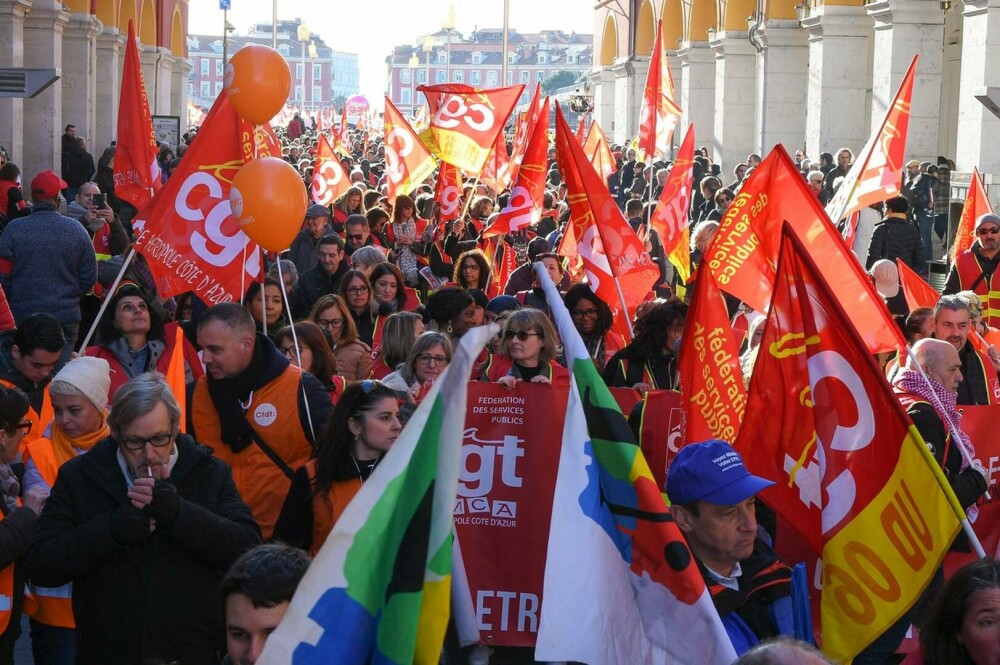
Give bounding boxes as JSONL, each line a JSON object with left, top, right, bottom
{"left": 26, "top": 435, "right": 262, "bottom": 665}
{"left": 865, "top": 215, "right": 924, "bottom": 273}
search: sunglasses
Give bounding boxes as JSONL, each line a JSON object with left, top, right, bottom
{"left": 502, "top": 330, "right": 541, "bottom": 341}
{"left": 977, "top": 227, "right": 1000, "bottom": 236}
{"left": 15, "top": 420, "right": 31, "bottom": 436}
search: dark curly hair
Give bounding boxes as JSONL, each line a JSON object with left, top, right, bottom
{"left": 628, "top": 299, "right": 688, "bottom": 357}
{"left": 453, "top": 249, "right": 491, "bottom": 290}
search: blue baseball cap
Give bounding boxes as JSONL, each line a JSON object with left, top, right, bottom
{"left": 665, "top": 440, "right": 774, "bottom": 506}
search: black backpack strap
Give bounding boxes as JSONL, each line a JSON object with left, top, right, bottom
{"left": 247, "top": 428, "right": 295, "bottom": 480}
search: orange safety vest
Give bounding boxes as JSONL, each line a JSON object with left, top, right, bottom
{"left": 956, "top": 250, "right": 1000, "bottom": 327}
{"left": 21, "top": 438, "right": 74, "bottom": 628}
{"left": 0, "top": 506, "right": 16, "bottom": 634}
{"left": 0, "top": 379, "right": 51, "bottom": 452}
{"left": 305, "top": 460, "right": 361, "bottom": 557}
{"left": 968, "top": 335, "right": 1000, "bottom": 405}
{"left": 191, "top": 366, "right": 313, "bottom": 540}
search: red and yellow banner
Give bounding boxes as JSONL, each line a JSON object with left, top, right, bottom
{"left": 582, "top": 120, "right": 617, "bottom": 182}
{"left": 736, "top": 227, "right": 962, "bottom": 662}
{"left": 311, "top": 133, "right": 349, "bottom": 206}
{"left": 417, "top": 83, "right": 524, "bottom": 174}
{"left": 636, "top": 20, "right": 681, "bottom": 163}
{"left": 705, "top": 145, "right": 904, "bottom": 354}
{"left": 483, "top": 98, "right": 551, "bottom": 238}
{"left": 383, "top": 97, "right": 437, "bottom": 206}
{"left": 434, "top": 163, "right": 463, "bottom": 229}
{"left": 679, "top": 267, "right": 745, "bottom": 444}
{"left": 132, "top": 94, "right": 280, "bottom": 304}
{"left": 649, "top": 124, "right": 695, "bottom": 284}
{"left": 114, "top": 20, "right": 161, "bottom": 212}
{"left": 951, "top": 167, "right": 993, "bottom": 261}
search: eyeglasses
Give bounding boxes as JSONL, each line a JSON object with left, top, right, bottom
{"left": 119, "top": 430, "right": 176, "bottom": 451}
{"left": 571, "top": 308, "right": 599, "bottom": 319}
{"left": 317, "top": 318, "right": 344, "bottom": 329}
{"left": 345, "top": 286, "right": 369, "bottom": 295}
{"left": 417, "top": 353, "right": 448, "bottom": 366}
{"left": 15, "top": 421, "right": 31, "bottom": 436}
{"left": 279, "top": 344, "right": 301, "bottom": 357}
{"left": 502, "top": 330, "right": 541, "bottom": 341}
{"left": 977, "top": 227, "right": 1000, "bottom": 236}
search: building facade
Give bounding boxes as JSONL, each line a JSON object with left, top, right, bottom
{"left": 385, "top": 28, "right": 593, "bottom": 117}
{"left": 0, "top": 0, "right": 190, "bottom": 185}
{"left": 188, "top": 20, "right": 359, "bottom": 113}
{"left": 594, "top": 0, "right": 997, "bottom": 174}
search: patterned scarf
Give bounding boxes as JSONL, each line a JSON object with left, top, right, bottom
{"left": 0, "top": 464, "right": 19, "bottom": 516}
{"left": 892, "top": 366, "right": 975, "bottom": 472}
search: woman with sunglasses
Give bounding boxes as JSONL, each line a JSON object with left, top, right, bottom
{"left": 22, "top": 357, "right": 112, "bottom": 662}
{"left": 481, "top": 308, "right": 568, "bottom": 388}
{"left": 369, "top": 312, "right": 424, "bottom": 380}
{"left": 0, "top": 385, "right": 48, "bottom": 664}
{"left": 603, "top": 299, "right": 688, "bottom": 392}
{"left": 273, "top": 380, "right": 401, "bottom": 555}
{"left": 308, "top": 295, "right": 372, "bottom": 382}
{"left": 274, "top": 323, "right": 346, "bottom": 405}
{"left": 563, "top": 284, "right": 625, "bottom": 373}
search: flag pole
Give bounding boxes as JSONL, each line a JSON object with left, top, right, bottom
{"left": 77, "top": 247, "right": 137, "bottom": 353}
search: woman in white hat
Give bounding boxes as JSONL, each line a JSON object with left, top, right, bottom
{"left": 21, "top": 356, "right": 111, "bottom": 665}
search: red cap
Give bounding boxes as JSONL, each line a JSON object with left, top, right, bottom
{"left": 31, "top": 170, "right": 68, "bottom": 198}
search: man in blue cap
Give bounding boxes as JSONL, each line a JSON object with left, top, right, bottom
{"left": 666, "top": 439, "right": 796, "bottom": 656}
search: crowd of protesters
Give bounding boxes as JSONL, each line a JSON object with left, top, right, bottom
{"left": 0, "top": 107, "right": 995, "bottom": 665}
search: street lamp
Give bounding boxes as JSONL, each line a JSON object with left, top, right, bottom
{"left": 297, "top": 21, "right": 309, "bottom": 109}
{"left": 442, "top": 4, "right": 456, "bottom": 82}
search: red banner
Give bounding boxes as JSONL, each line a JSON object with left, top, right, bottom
{"left": 417, "top": 83, "right": 524, "bottom": 173}
{"left": 636, "top": 20, "right": 681, "bottom": 163}
{"left": 132, "top": 94, "right": 279, "bottom": 303}
{"left": 951, "top": 167, "right": 993, "bottom": 261}
{"left": 457, "top": 383, "right": 682, "bottom": 646}
{"left": 649, "top": 124, "right": 695, "bottom": 284}
{"left": 383, "top": 97, "right": 437, "bottom": 206}
{"left": 480, "top": 129, "right": 512, "bottom": 194}
{"left": 435, "top": 162, "right": 463, "bottom": 228}
{"left": 897, "top": 258, "right": 939, "bottom": 310}
{"left": 114, "top": 20, "right": 161, "bottom": 212}
{"left": 311, "top": 133, "right": 349, "bottom": 206}
{"left": 582, "top": 120, "right": 617, "bottom": 182}
{"left": 483, "top": 98, "right": 551, "bottom": 238}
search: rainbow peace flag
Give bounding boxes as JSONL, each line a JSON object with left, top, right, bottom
{"left": 534, "top": 263, "right": 737, "bottom": 665}
{"left": 257, "top": 326, "right": 495, "bottom": 665}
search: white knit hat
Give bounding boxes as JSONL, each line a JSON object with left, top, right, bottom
{"left": 51, "top": 357, "right": 111, "bottom": 413}
{"left": 870, "top": 259, "right": 900, "bottom": 299}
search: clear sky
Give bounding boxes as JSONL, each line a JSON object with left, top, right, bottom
{"left": 189, "top": 0, "right": 594, "bottom": 108}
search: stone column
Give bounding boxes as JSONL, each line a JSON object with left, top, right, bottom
{"left": 666, "top": 51, "right": 683, "bottom": 157}
{"left": 61, "top": 12, "right": 101, "bottom": 147}
{"left": 589, "top": 66, "right": 616, "bottom": 140}
{"left": 612, "top": 57, "right": 649, "bottom": 146}
{"left": 139, "top": 44, "right": 161, "bottom": 114}
{"left": 867, "top": 0, "right": 944, "bottom": 161}
{"left": 22, "top": 0, "right": 70, "bottom": 184}
{"left": 955, "top": 0, "right": 1000, "bottom": 173}
{"left": 712, "top": 32, "right": 756, "bottom": 171}
{"left": 171, "top": 56, "right": 193, "bottom": 135}
{"left": 0, "top": 0, "right": 31, "bottom": 163}
{"left": 154, "top": 47, "right": 175, "bottom": 117}
{"left": 94, "top": 26, "right": 124, "bottom": 152}
{"left": 756, "top": 19, "right": 809, "bottom": 157}
{"left": 802, "top": 4, "right": 874, "bottom": 160}
{"left": 677, "top": 41, "right": 716, "bottom": 155}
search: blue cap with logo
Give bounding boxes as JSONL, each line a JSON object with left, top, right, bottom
{"left": 665, "top": 440, "right": 775, "bottom": 506}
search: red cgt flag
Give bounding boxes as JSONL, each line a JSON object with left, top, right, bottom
{"left": 583, "top": 120, "right": 617, "bottom": 182}
{"left": 951, "top": 167, "right": 993, "bottom": 261}
{"left": 649, "top": 124, "right": 695, "bottom": 284}
{"left": 383, "top": 97, "right": 437, "bottom": 207}
{"left": 504, "top": 83, "right": 543, "bottom": 185}
{"left": 704, "top": 145, "right": 905, "bottom": 354}
{"left": 554, "top": 103, "right": 658, "bottom": 340}
{"left": 311, "top": 133, "right": 349, "bottom": 206}
{"left": 736, "top": 226, "right": 963, "bottom": 662}
{"left": 483, "top": 98, "right": 551, "bottom": 238}
{"left": 333, "top": 106, "right": 351, "bottom": 158}
{"left": 896, "top": 258, "right": 940, "bottom": 310}
{"left": 480, "top": 129, "right": 512, "bottom": 194}
{"left": 434, "top": 162, "right": 463, "bottom": 230}
{"left": 114, "top": 20, "right": 161, "bottom": 212}
{"left": 417, "top": 83, "right": 524, "bottom": 173}
{"left": 132, "top": 94, "right": 281, "bottom": 305}
{"left": 678, "top": 266, "right": 746, "bottom": 443}
{"left": 826, "top": 56, "right": 917, "bottom": 223}
{"left": 637, "top": 20, "right": 682, "bottom": 163}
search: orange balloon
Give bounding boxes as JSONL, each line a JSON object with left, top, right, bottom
{"left": 224, "top": 45, "right": 291, "bottom": 125}
{"left": 229, "top": 157, "right": 307, "bottom": 252}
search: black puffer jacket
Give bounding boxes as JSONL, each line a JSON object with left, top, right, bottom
{"left": 27, "top": 435, "right": 262, "bottom": 665}
{"left": 866, "top": 214, "right": 924, "bottom": 273}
